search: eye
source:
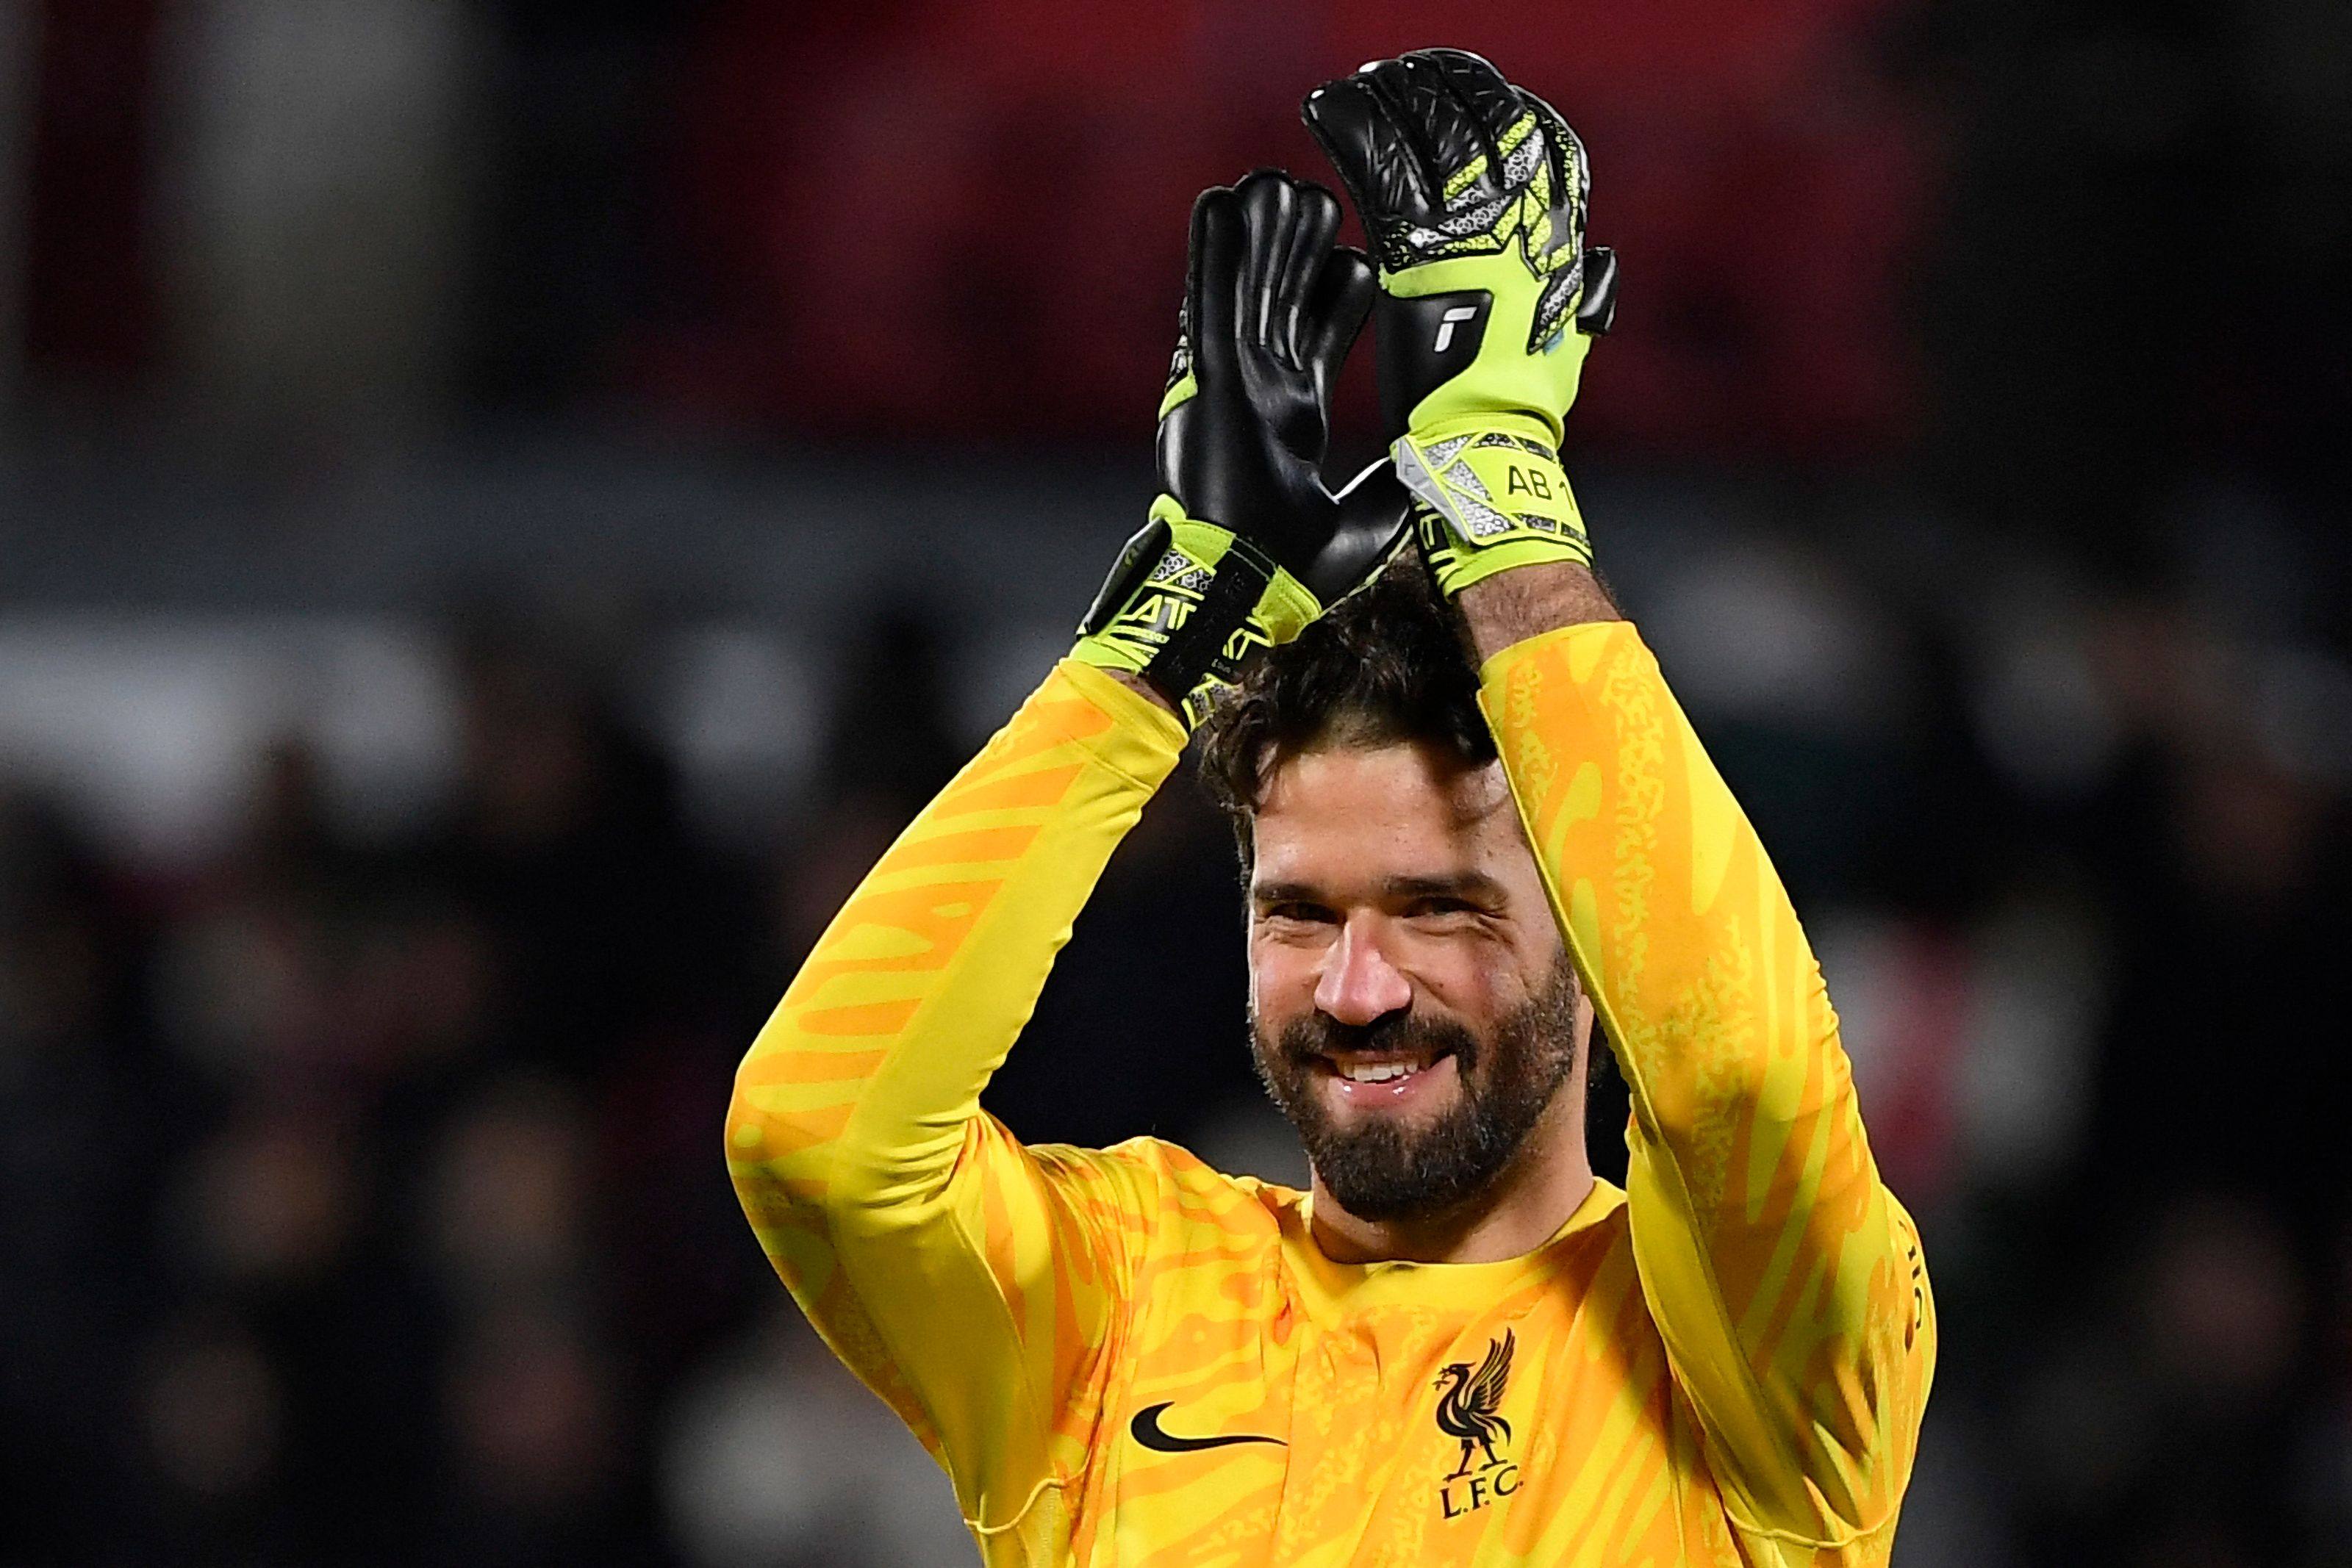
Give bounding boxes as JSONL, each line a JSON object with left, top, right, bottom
{"left": 1405, "top": 897, "right": 1482, "bottom": 924}
{"left": 1257, "top": 901, "right": 1337, "bottom": 927}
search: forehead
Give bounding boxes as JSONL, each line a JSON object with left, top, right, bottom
{"left": 1250, "top": 741, "right": 1520, "bottom": 879}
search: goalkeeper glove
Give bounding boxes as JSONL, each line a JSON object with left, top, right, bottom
{"left": 1302, "top": 48, "right": 1618, "bottom": 597}
{"left": 1072, "top": 170, "right": 1413, "bottom": 728}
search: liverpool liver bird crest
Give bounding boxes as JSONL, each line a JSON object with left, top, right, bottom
{"left": 1433, "top": 1329, "right": 1514, "bottom": 1479}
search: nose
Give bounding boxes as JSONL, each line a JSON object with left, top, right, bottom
{"left": 1313, "top": 915, "right": 1413, "bottom": 1026}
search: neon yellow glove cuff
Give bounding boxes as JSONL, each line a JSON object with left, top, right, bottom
{"left": 1071, "top": 495, "right": 1321, "bottom": 729}
{"left": 1394, "top": 422, "right": 1591, "bottom": 597}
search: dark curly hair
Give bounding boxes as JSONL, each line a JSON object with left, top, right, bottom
{"left": 1197, "top": 557, "right": 1494, "bottom": 872}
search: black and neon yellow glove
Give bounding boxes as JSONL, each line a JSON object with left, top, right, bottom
{"left": 1072, "top": 171, "right": 1413, "bottom": 728}
{"left": 1303, "top": 49, "right": 1618, "bottom": 597}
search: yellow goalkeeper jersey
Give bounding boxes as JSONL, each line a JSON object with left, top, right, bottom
{"left": 727, "top": 621, "right": 1935, "bottom": 1566}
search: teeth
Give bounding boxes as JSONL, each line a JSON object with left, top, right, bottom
{"left": 1340, "top": 1060, "right": 1424, "bottom": 1084}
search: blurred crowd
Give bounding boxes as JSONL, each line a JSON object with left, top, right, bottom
{"left": 4, "top": 486, "right": 2352, "bottom": 1564}
{"left": 5, "top": 0, "right": 2352, "bottom": 1564}
{"left": 0, "top": 577, "right": 1297, "bottom": 1564}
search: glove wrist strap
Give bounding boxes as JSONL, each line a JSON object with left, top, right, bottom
{"left": 1072, "top": 500, "right": 1320, "bottom": 730}
{"left": 1394, "top": 427, "right": 1592, "bottom": 597}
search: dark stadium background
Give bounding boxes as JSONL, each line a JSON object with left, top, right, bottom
{"left": 3, "top": 1, "right": 2348, "bottom": 1563}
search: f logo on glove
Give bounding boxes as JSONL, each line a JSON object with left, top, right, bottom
{"left": 1433, "top": 306, "right": 1480, "bottom": 353}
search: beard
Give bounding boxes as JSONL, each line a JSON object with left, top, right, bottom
{"left": 1250, "top": 952, "right": 1584, "bottom": 1223}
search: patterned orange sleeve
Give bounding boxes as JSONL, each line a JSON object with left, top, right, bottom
{"left": 725, "top": 660, "right": 1185, "bottom": 1546}
{"left": 1480, "top": 622, "right": 1936, "bottom": 1556}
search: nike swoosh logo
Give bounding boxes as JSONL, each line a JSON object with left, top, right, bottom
{"left": 1129, "top": 1403, "right": 1286, "bottom": 1453}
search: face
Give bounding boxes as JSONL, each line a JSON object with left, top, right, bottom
{"left": 1247, "top": 739, "right": 1587, "bottom": 1223}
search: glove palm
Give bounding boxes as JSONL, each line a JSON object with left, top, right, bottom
{"left": 1074, "top": 171, "right": 1412, "bottom": 726}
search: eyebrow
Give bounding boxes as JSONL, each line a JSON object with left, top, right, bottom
{"left": 1250, "top": 871, "right": 1507, "bottom": 905}
{"left": 1383, "top": 871, "right": 1507, "bottom": 902}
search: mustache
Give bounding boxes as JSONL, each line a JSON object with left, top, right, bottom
{"left": 1276, "top": 1008, "right": 1482, "bottom": 1073}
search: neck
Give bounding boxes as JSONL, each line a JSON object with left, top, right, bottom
{"left": 1307, "top": 1068, "right": 1595, "bottom": 1265}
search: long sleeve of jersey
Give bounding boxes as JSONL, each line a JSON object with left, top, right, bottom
{"left": 725, "top": 659, "right": 1186, "bottom": 1547}
{"left": 1478, "top": 620, "right": 1935, "bottom": 1556}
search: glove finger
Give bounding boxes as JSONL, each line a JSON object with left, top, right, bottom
{"left": 1299, "top": 244, "right": 1374, "bottom": 400}
{"left": 1302, "top": 72, "right": 1439, "bottom": 234}
{"left": 1186, "top": 184, "right": 1248, "bottom": 386}
{"left": 1575, "top": 245, "right": 1619, "bottom": 335}
{"left": 1391, "top": 52, "right": 1505, "bottom": 207}
{"left": 1517, "top": 86, "right": 1589, "bottom": 215}
{"left": 1275, "top": 179, "right": 1344, "bottom": 370}
{"left": 1232, "top": 170, "right": 1298, "bottom": 363}
{"left": 1509, "top": 84, "right": 1592, "bottom": 350}
{"left": 1358, "top": 60, "right": 1460, "bottom": 201}
{"left": 1413, "top": 49, "right": 1528, "bottom": 176}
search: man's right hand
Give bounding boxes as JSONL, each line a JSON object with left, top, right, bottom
{"left": 1072, "top": 171, "right": 1413, "bottom": 730}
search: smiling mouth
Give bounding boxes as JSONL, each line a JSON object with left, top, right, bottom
{"left": 1316, "top": 1046, "right": 1455, "bottom": 1087}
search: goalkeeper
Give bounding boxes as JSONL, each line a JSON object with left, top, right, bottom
{"left": 728, "top": 49, "right": 1933, "bottom": 1566}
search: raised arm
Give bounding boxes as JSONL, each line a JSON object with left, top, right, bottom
{"left": 727, "top": 168, "right": 1413, "bottom": 1547}
{"left": 1465, "top": 567, "right": 1934, "bottom": 1550}
{"left": 728, "top": 660, "right": 1186, "bottom": 1532}
{"left": 1305, "top": 49, "right": 1932, "bottom": 1551}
